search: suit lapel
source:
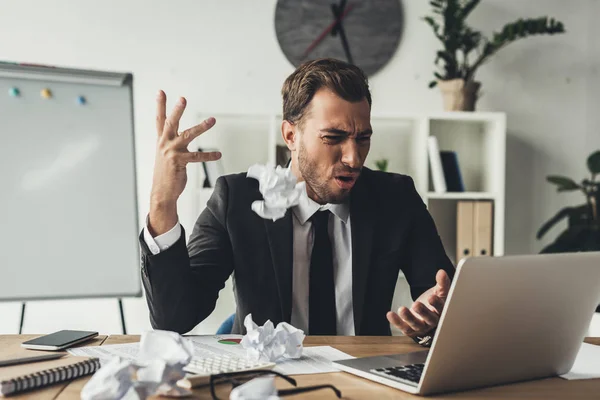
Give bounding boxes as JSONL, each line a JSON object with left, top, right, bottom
{"left": 350, "top": 174, "right": 375, "bottom": 334}
{"left": 264, "top": 211, "right": 294, "bottom": 323}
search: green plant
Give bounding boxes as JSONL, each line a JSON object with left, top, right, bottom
{"left": 537, "top": 151, "right": 600, "bottom": 253}
{"left": 423, "top": 0, "right": 566, "bottom": 88}
{"left": 375, "top": 159, "right": 388, "bottom": 172}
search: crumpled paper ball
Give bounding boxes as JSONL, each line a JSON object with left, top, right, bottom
{"left": 80, "top": 357, "right": 141, "bottom": 400}
{"left": 240, "top": 314, "right": 305, "bottom": 363}
{"left": 229, "top": 376, "right": 281, "bottom": 400}
{"left": 247, "top": 164, "right": 305, "bottom": 221}
{"left": 81, "top": 330, "right": 194, "bottom": 400}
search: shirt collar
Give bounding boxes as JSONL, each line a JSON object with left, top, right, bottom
{"left": 292, "top": 186, "right": 350, "bottom": 225}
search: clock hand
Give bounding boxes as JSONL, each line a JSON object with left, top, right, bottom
{"left": 330, "top": 0, "right": 347, "bottom": 36}
{"left": 301, "top": 3, "right": 355, "bottom": 60}
{"left": 331, "top": 2, "right": 354, "bottom": 64}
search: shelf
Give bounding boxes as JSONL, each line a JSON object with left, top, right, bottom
{"left": 188, "top": 112, "right": 506, "bottom": 261}
{"left": 427, "top": 192, "right": 497, "bottom": 200}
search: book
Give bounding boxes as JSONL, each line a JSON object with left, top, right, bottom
{"left": 0, "top": 356, "right": 100, "bottom": 397}
{"left": 427, "top": 136, "right": 446, "bottom": 193}
{"left": 439, "top": 151, "right": 465, "bottom": 192}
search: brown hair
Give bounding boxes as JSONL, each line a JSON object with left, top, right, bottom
{"left": 281, "top": 58, "right": 372, "bottom": 127}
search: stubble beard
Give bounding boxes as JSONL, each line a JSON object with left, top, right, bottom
{"left": 298, "top": 138, "right": 350, "bottom": 204}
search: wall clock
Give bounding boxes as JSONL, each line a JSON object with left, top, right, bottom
{"left": 274, "top": 0, "right": 403, "bottom": 77}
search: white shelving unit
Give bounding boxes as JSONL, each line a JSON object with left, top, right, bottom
{"left": 191, "top": 111, "right": 506, "bottom": 261}
{"left": 188, "top": 111, "right": 506, "bottom": 328}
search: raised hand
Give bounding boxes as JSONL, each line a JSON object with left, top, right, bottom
{"left": 148, "top": 90, "right": 221, "bottom": 236}
{"left": 386, "top": 270, "right": 451, "bottom": 338}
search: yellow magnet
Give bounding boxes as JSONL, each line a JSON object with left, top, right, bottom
{"left": 41, "top": 88, "right": 52, "bottom": 99}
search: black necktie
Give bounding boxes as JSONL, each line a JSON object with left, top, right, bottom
{"left": 309, "top": 210, "right": 337, "bottom": 335}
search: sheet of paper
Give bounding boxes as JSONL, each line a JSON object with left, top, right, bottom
{"left": 68, "top": 336, "right": 244, "bottom": 361}
{"left": 68, "top": 343, "right": 139, "bottom": 361}
{"left": 560, "top": 343, "right": 600, "bottom": 380}
{"left": 273, "top": 346, "right": 354, "bottom": 375}
{"left": 187, "top": 335, "right": 248, "bottom": 358}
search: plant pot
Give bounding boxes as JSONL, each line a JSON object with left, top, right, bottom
{"left": 438, "top": 79, "right": 481, "bottom": 112}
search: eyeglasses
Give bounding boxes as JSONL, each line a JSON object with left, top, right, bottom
{"left": 207, "top": 369, "right": 342, "bottom": 400}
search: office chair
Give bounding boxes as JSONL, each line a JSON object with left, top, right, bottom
{"left": 216, "top": 313, "right": 235, "bottom": 334}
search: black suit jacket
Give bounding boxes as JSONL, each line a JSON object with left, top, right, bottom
{"left": 140, "top": 168, "right": 454, "bottom": 335}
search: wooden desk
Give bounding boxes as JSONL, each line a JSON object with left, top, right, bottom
{"left": 2, "top": 335, "right": 600, "bottom": 399}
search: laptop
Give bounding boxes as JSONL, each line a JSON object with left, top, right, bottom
{"left": 334, "top": 252, "right": 600, "bottom": 395}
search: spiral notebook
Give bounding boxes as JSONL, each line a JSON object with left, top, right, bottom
{"left": 0, "top": 356, "right": 100, "bottom": 397}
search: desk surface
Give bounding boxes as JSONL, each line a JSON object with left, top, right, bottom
{"left": 1, "top": 335, "right": 599, "bottom": 399}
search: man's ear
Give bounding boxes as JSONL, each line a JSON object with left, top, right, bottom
{"left": 281, "top": 120, "right": 297, "bottom": 151}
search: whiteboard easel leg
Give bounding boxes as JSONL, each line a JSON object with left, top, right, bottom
{"left": 19, "top": 303, "right": 26, "bottom": 334}
{"left": 118, "top": 299, "right": 127, "bottom": 335}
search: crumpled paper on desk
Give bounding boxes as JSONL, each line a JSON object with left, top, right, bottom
{"left": 247, "top": 164, "right": 305, "bottom": 221}
{"left": 80, "top": 357, "right": 140, "bottom": 400}
{"left": 229, "top": 376, "right": 281, "bottom": 400}
{"left": 240, "top": 314, "right": 305, "bottom": 362}
{"left": 81, "top": 330, "right": 194, "bottom": 400}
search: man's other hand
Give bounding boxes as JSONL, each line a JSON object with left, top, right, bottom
{"left": 386, "top": 269, "right": 451, "bottom": 338}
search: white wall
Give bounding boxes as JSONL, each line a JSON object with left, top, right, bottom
{"left": 0, "top": 0, "right": 598, "bottom": 335}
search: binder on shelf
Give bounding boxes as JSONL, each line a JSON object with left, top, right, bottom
{"left": 440, "top": 151, "right": 465, "bottom": 192}
{"left": 456, "top": 200, "right": 494, "bottom": 264}
{"left": 473, "top": 200, "right": 494, "bottom": 256}
{"left": 427, "top": 136, "right": 446, "bottom": 193}
{"left": 456, "top": 201, "right": 474, "bottom": 263}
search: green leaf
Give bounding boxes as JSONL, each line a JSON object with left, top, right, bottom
{"left": 487, "top": 17, "right": 566, "bottom": 57}
{"left": 547, "top": 175, "right": 580, "bottom": 190}
{"left": 457, "top": 0, "right": 480, "bottom": 20}
{"left": 375, "top": 159, "right": 389, "bottom": 172}
{"left": 587, "top": 150, "right": 600, "bottom": 174}
{"left": 557, "top": 186, "right": 580, "bottom": 192}
{"left": 422, "top": 16, "right": 443, "bottom": 41}
{"left": 429, "top": 80, "right": 438, "bottom": 88}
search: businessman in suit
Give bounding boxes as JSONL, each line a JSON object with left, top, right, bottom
{"left": 141, "top": 58, "right": 455, "bottom": 341}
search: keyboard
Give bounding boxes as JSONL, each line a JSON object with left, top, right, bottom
{"left": 369, "top": 363, "right": 424, "bottom": 387}
{"left": 179, "top": 355, "right": 276, "bottom": 388}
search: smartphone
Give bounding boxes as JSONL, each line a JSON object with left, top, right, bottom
{"left": 21, "top": 330, "right": 98, "bottom": 351}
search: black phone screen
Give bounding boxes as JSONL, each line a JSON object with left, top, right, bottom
{"left": 23, "top": 330, "right": 97, "bottom": 346}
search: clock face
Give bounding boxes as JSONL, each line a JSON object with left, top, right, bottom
{"left": 274, "top": 0, "right": 403, "bottom": 77}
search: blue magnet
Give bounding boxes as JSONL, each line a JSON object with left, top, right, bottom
{"left": 77, "top": 95, "right": 86, "bottom": 105}
{"left": 9, "top": 87, "right": 20, "bottom": 97}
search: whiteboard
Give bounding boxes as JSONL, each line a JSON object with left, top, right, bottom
{"left": 0, "top": 63, "right": 140, "bottom": 300}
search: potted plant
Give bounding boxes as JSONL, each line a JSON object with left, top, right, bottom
{"left": 537, "top": 150, "right": 600, "bottom": 253}
{"left": 375, "top": 159, "right": 389, "bottom": 172}
{"left": 423, "top": 0, "right": 566, "bottom": 111}
{"left": 537, "top": 151, "right": 600, "bottom": 312}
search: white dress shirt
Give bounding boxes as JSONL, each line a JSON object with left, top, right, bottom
{"left": 143, "top": 192, "right": 356, "bottom": 336}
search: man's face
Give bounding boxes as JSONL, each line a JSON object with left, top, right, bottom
{"left": 295, "top": 88, "right": 372, "bottom": 204}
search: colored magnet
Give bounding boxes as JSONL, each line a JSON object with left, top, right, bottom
{"left": 77, "top": 95, "right": 86, "bottom": 105}
{"left": 9, "top": 87, "right": 20, "bottom": 97}
{"left": 41, "top": 88, "right": 52, "bottom": 99}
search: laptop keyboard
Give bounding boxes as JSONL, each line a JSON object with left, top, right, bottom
{"left": 369, "top": 363, "right": 424, "bottom": 387}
